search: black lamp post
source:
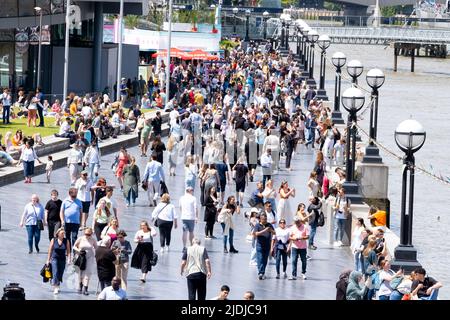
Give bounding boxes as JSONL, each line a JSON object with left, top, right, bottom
{"left": 300, "top": 26, "right": 310, "bottom": 79}
{"left": 331, "top": 52, "right": 346, "bottom": 125}
{"left": 233, "top": 7, "right": 238, "bottom": 34}
{"left": 284, "top": 16, "right": 291, "bottom": 50}
{"left": 363, "top": 68, "right": 385, "bottom": 163}
{"left": 306, "top": 29, "right": 319, "bottom": 87}
{"left": 347, "top": 59, "right": 364, "bottom": 85}
{"left": 263, "top": 11, "right": 269, "bottom": 40}
{"left": 341, "top": 87, "right": 365, "bottom": 204}
{"left": 391, "top": 119, "right": 426, "bottom": 273}
{"left": 316, "top": 34, "right": 331, "bottom": 101}
{"left": 245, "top": 9, "right": 251, "bottom": 41}
{"left": 280, "top": 14, "right": 286, "bottom": 49}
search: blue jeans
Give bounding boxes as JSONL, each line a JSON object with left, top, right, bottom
{"left": 354, "top": 251, "right": 364, "bottom": 273}
{"left": 306, "top": 128, "right": 315, "bottom": 146}
{"left": 64, "top": 222, "right": 80, "bottom": 247}
{"left": 88, "top": 163, "right": 99, "bottom": 183}
{"left": 309, "top": 223, "right": 317, "bottom": 246}
{"left": 334, "top": 218, "right": 346, "bottom": 242}
{"left": 291, "top": 247, "right": 307, "bottom": 277}
{"left": 256, "top": 245, "right": 270, "bottom": 276}
{"left": 221, "top": 223, "right": 234, "bottom": 248}
{"left": 275, "top": 248, "right": 288, "bottom": 274}
{"left": 0, "top": 151, "right": 14, "bottom": 164}
{"left": 2, "top": 105, "right": 10, "bottom": 123}
{"left": 51, "top": 258, "right": 66, "bottom": 286}
{"left": 421, "top": 289, "right": 439, "bottom": 300}
{"left": 379, "top": 294, "right": 390, "bottom": 300}
{"left": 250, "top": 238, "right": 257, "bottom": 264}
{"left": 126, "top": 188, "right": 137, "bottom": 205}
{"left": 389, "top": 290, "right": 403, "bottom": 300}
{"left": 25, "top": 225, "right": 41, "bottom": 252}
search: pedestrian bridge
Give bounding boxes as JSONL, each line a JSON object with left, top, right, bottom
{"left": 311, "top": 26, "right": 450, "bottom": 45}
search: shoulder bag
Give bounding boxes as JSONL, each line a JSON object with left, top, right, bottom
{"left": 32, "top": 205, "right": 44, "bottom": 231}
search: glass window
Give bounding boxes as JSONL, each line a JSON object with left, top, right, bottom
{"left": 36, "top": 0, "right": 51, "bottom": 15}
{"left": 0, "top": 0, "right": 18, "bottom": 18}
{"left": 18, "top": 0, "right": 36, "bottom": 17}
{"left": 0, "top": 43, "right": 14, "bottom": 88}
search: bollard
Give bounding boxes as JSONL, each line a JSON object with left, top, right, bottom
{"left": 0, "top": 204, "right": 2, "bottom": 230}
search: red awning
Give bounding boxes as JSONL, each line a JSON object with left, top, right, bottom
{"left": 151, "top": 48, "right": 187, "bottom": 59}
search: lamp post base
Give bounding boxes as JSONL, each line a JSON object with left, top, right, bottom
{"left": 316, "top": 89, "right": 328, "bottom": 101}
{"left": 306, "top": 78, "right": 317, "bottom": 88}
{"left": 342, "top": 181, "right": 364, "bottom": 204}
{"left": 331, "top": 111, "right": 345, "bottom": 125}
{"left": 362, "top": 144, "right": 383, "bottom": 164}
{"left": 391, "top": 245, "right": 422, "bottom": 274}
{"left": 279, "top": 49, "right": 289, "bottom": 56}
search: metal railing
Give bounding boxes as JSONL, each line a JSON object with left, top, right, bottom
{"left": 313, "top": 26, "right": 450, "bottom": 44}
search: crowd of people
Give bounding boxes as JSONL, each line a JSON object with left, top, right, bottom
{"left": 9, "top": 39, "right": 443, "bottom": 300}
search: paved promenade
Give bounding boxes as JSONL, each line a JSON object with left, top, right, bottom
{"left": 0, "top": 141, "right": 354, "bottom": 300}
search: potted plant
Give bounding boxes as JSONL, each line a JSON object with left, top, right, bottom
{"left": 191, "top": 10, "right": 198, "bottom": 32}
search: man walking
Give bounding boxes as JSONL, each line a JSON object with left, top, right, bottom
{"left": 289, "top": 216, "right": 310, "bottom": 280}
{"left": 75, "top": 170, "right": 94, "bottom": 229}
{"left": 180, "top": 237, "right": 212, "bottom": 300}
{"left": 252, "top": 213, "right": 275, "bottom": 280}
{"left": 260, "top": 148, "right": 273, "bottom": 187}
{"left": 143, "top": 153, "right": 165, "bottom": 207}
{"left": 179, "top": 186, "right": 198, "bottom": 250}
{"left": 1, "top": 88, "right": 12, "bottom": 124}
{"left": 60, "top": 188, "right": 83, "bottom": 246}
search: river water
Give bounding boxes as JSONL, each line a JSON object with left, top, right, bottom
{"left": 319, "top": 43, "right": 450, "bottom": 298}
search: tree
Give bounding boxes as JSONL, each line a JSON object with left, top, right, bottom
{"left": 124, "top": 15, "right": 140, "bottom": 29}
{"left": 220, "top": 39, "right": 239, "bottom": 58}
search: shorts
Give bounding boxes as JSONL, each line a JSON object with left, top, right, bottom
{"left": 81, "top": 201, "right": 91, "bottom": 213}
{"left": 182, "top": 219, "right": 195, "bottom": 233}
{"left": 236, "top": 181, "right": 246, "bottom": 193}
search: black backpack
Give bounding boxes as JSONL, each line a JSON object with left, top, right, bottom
{"left": 2, "top": 283, "right": 25, "bottom": 300}
{"left": 316, "top": 211, "right": 325, "bottom": 227}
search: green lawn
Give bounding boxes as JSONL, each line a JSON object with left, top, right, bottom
{"left": 0, "top": 117, "right": 60, "bottom": 139}
{"left": 0, "top": 108, "right": 157, "bottom": 139}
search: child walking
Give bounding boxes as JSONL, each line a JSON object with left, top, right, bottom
{"left": 46, "top": 155, "right": 54, "bottom": 183}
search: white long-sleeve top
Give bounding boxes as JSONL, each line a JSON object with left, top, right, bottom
{"left": 67, "top": 148, "right": 83, "bottom": 165}
{"left": 20, "top": 146, "right": 39, "bottom": 162}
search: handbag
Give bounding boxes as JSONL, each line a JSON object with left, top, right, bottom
{"left": 32, "top": 205, "right": 44, "bottom": 231}
{"left": 160, "top": 181, "right": 169, "bottom": 195}
{"left": 150, "top": 251, "right": 158, "bottom": 266}
{"left": 40, "top": 263, "right": 52, "bottom": 282}
{"left": 247, "top": 197, "right": 258, "bottom": 208}
{"left": 141, "top": 180, "right": 148, "bottom": 191}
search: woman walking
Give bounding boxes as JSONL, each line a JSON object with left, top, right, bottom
{"left": 115, "top": 147, "right": 130, "bottom": 190}
{"left": 167, "top": 136, "right": 178, "bottom": 176}
{"left": 184, "top": 155, "right": 197, "bottom": 190}
{"left": 277, "top": 181, "right": 296, "bottom": 225}
{"left": 307, "top": 171, "right": 320, "bottom": 198}
{"left": 19, "top": 139, "right": 42, "bottom": 183}
{"left": 271, "top": 218, "right": 290, "bottom": 279}
{"left": 122, "top": 156, "right": 140, "bottom": 207}
{"left": 204, "top": 187, "right": 218, "bottom": 239}
{"left": 152, "top": 194, "right": 178, "bottom": 252}
{"left": 202, "top": 164, "right": 220, "bottom": 207}
{"left": 67, "top": 143, "right": 83, "bottom": 186}
{"left": 232, "top": 156, "right": 249, "bottom": 207}
{"left": 111, "top": 230, "right": 132, "bottom": 290}
{"left": 73, "top": 227, "right": 97, "bottom": 295}
{"left": 46, "top": 228, "right": 71, "bottom": 294}
{"left": 101, "top": 218, "right": 119, "bottom": 243}
{"left": 218, "top": 196, "right": 240, "bottom": 254}
{"left": 131, "top": 221, "right": 157, "bottom": 283}
{"left": 20, "top": 194, "right": 45, "bottom": 253}
{"left": 262, "top": 179, "right": 277, "bottom": 214}
{"left": 91, "top": 198, "right": 112, "bottom": 240}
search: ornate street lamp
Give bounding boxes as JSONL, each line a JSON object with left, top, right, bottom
{"left": 363, "top": 68, "right": 385, "bottom": 163}
{"left": 306, "top": 29, "right": 319, "bottom": 87}
{"left": 245, "top": 9, "right": 251, "bottom": 41}
{"left": 316, "top": 34, "right": 331, "bottom": 100}
{"left": 300, "top": 26, "right": 311, "bottom": 78}
{"left": 391, "top": 119, "right": 426, "bottom": 273}
{"left": 341, "top": 87, "right": 365, "bottom": 204}
{"left": 331, "top": 52, "right": 346, "bottom": 124}
{"left": 284, "top": 14, "right": 291, "bottom": 50}
{"left": 279, "top": 13, "right": 286, "bottom": 49}
{"left": 347, "top": 59, "right": 364, "bottom": 84}
{"left": 263, "top": 11, "right": 269, "bottom": 40}
{"left": 233, "top": 7, "right": 238, "bottom": 34}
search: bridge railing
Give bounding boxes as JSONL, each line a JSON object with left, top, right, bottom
{"left": 307, "top": 15, "right": 450, "bottom": 28}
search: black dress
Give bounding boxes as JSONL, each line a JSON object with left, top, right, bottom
{"left": 151, "top": 142, "right": 166, "bottom": 164}
{"left": 131, "top": 242, "right": 154, "bottom": 273}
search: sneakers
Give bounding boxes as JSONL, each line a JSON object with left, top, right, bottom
{"left": 276, "top": 274, "right": 280, "bottom": 279}
{"left": 333, "top": 241, "right": 340, "bottom": 247}
{"left": 160, "top": 246, "right": 165, "bottom": 253}
{"left": 338, "top": 241, "right": 344, "bottom": 247}
{"left": 53, "top": 287, "right": 60, "bottom": 295}
{"left": 307, "top": 255, "right": 312, "bottom": 261}
{"left": 126, "top": 203, "right": 130, "bottom": 207}
{"left": 258, "top": 274, "right": 263, "bottom": 280}
{"left": 283, "top": 272, "right": 288, "bottom": 279}
{"left": 309, "top": 245, "right": 317, "bottom": 250}
{"left": 302, "top": 273, "right": 307, "bottom": 280}
{"left": 249, "top": 261, "right": 257, "bottom": 266}
{"left": 289, "top": 276, "right": 297, "bottom": 280}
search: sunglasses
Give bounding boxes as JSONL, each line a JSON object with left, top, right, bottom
{"left": 279, "top": 221, "right": 286, "bottom": 224}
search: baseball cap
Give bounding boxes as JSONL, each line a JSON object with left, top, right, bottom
{"left": 186, "top": 186, "right": 194, "bottom": 191}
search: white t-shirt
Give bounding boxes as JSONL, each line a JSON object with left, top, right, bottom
{"left": 273, "top": 227, "right": 290, "bottom": 244}
{"left": 134, "top": 229, "right": 156, "bottom": 243}
{"left": 179, "top": 193, "right": 197, "bottom": 220}
{"left": 75, "top": 178, "right": 94, "bottom": 202}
